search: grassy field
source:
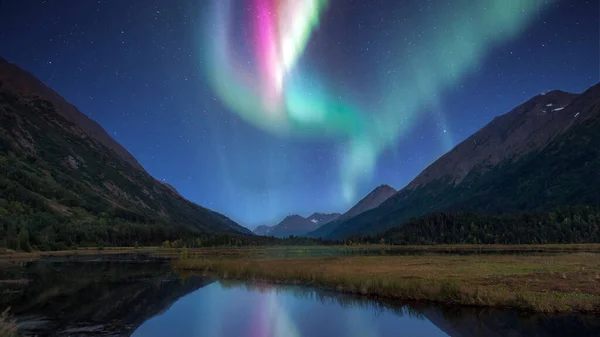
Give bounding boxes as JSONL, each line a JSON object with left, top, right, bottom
{"left": 173, "top": 246, "right": 600, "bottom": 313}
{"left": 2, "top": 243, "right": 600, "bottom": 261}
{"left": 2, "top": 243, "right": 600, "bottom": 258}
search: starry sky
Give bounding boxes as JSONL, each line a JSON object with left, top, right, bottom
{"left": 0, "top": 0, "right": 597, "bottom": 229}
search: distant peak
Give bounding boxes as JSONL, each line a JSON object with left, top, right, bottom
{"left": 308, "top": 212, "right": 339, "bottom": 218}
{"left": 373, "top": 184, "right": 396, "bottom": 193}
{"left": 532, "top": 89, "right": 577, "bottom": 103}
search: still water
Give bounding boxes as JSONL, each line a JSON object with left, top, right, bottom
{"left": 1, "top": 257, "right": 598, "bottom": 337}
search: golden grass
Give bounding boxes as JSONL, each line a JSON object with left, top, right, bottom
{"left": 174, "top": 251, "right": 600, "bottom": 313}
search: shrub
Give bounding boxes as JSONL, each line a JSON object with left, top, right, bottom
{"left": 180, "top": 247, "right": 190, "bottom": 260}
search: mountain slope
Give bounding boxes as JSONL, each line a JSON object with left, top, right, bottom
{"left": 326, "top": 83, "right": 600, "bottom": 239}
{"left": 407, "top": 89, "right": 580, "bottom": 189}
{"left": 339, "top": 185, "right": 397, "bottom": 221}
{"left": 307, "top": 184, "right": 396, "bottom": 238}
{"left": 0, "top": 57, "right": 251, "bottom": 249}
{"left": 0, "top": 56, "right": 144, "bottom": 171}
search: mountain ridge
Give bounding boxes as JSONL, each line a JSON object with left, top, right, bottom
{"left": 0, "top": 56, "right": 145, "bottom": 171}
{"left": 406, "top": 89, "right": 583, "bottom": 190}
{"left": 253, "top": 212, "right": 342, "bottom": 237}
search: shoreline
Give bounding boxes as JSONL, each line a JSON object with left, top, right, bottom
{"left": 3, "top": 244, "right": 600, "bottom": 313}
{"left": 173, "top": 252, "right": 600, "bottom": 313}
{"left": 2, "top": 242, "right": 600, "bottom": 259}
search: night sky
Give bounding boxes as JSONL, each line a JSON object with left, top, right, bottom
{"left": 0, "top": 0, "right": 597, "bottom": 228}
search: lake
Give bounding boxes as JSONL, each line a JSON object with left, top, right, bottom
{"left": 1, "top": 257, "right": 598, "bottom": 337}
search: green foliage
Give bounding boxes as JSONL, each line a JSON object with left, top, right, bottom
{"left": 180, "top": 247, "right": 190, "bottom": 259}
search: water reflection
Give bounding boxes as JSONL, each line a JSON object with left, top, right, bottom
{"left": 0, "top": 259, "right": 213, "bottom": 336}
{"left": 1, "top": 259, "right": 599, "bottom": 337}
{"left": 132, "top": 280, "right": 446, "bottom": 337}
{"left": 132, "top": 280, "right": 600, "bottom": 337}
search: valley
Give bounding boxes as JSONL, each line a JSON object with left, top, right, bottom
{"left": 0, "top": 0, "right": 599, "bottom": 335}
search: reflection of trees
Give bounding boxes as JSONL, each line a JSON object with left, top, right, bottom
{"left": 1, "top": 259, "right": 214, "bottom": 336}
{"left": 219, "top": 279, "right": 278, "bottom": 295}
{"left": 415, "top": 303, "right": 600, "bottom": 337}
{"left": 215, "top": 280, "right": 425, "bottom": 320}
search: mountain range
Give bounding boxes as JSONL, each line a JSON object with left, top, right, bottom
{"left": 253, "top": 212, "right": 341, "bottom": 238}
{"left": 2, "top": 54, "right": 599, "bottom": 247}
{"left": 307, "top": 184, "right": 397, "bottom": 238}
{"left": 254, "top": 185, "right": 397, "bottom": 238}
{"left": 0, "top": 56, "right": 250, "bottom": 249}
{"left": 318, "top": 83, "right": 600, "bottom": 239}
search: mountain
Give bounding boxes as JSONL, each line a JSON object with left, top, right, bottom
{"left": 0, "top": 56, "right": 251, "bottom": 249}
{"left": 253, "top": 225, "right": 273, "bottom": 236}
{"left": 307, "top": 184, "right": 397, "bottom": 238}
{"left": 267, "top": 214, "right": 320, "bottom": 238}
{"left": 324, "top": 82, "right": 600, "bottom": 239}
{"left": 253, "top": 213, "right": 340, "bottom": 237}
{"left": 306, "top": 212, "right": 341, "bottom": 225}
{"left": 405, "top": 89, "right": 581, "bottom": 189}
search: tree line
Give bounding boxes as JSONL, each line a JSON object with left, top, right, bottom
{"left": 351, "top": 205, "right": 600, "bottom": 245}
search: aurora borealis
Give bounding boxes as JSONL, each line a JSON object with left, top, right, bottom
{"left": 1, "top": 0, "right": 598, "bottom": 227}
{"left": 202, "top": 0, "right": 558, "bottom": 202}
{"left": 132, "top": 281, "right": 449, "bottom": 337}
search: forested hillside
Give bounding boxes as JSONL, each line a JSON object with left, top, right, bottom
{"left": 352, "top": 206, "right": 600, "bottom": 245}
{"left": 0, "top": 58, "right": 252, "bottom": 250}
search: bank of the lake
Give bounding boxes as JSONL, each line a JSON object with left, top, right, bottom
{"left": 3, "top": 243, "right": 600, "bottom": 262}
{"left": 173, "top": 249, "right": 600, "bottom": 313}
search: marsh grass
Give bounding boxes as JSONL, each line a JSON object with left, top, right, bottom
{"left": 0, "top": 308, "right": 19, "bottom": 337}
{"left": 3, "top": 243, "right": 600, "bottom": 263}
{"left": 174, "top": 252, "right": 600, "bottom": 313}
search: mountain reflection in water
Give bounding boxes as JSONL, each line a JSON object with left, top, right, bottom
{"left": 0, "top": 258, "right": 598, "bottom": 337}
